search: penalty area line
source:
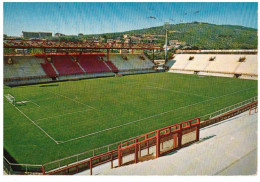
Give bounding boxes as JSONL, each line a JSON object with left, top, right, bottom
{"left": 47, "top": 90, "right": 96, "bottom": 110}
{"left": 22, "top": 95, "right": 41, "bottom": 107}
{"left": 58, "top": 87, "right": 256, "bottom": 144}
{"left": 36, "top": 108, "right": 93, "bottom": 121}
{"left": 5, "top": 97, "right": 59, "bottom": 144}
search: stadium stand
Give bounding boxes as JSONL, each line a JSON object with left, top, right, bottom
{"left": 205, "top": 55, "right": 241, "bottom": 73}
{"left": 105, "top": 61, "right": 119, "bottom": 72}
{"left": 78, "top": 55, "right": 111, "bottom": 73}
{"left": 52, "top": 55, "right": 84, "bottom": 75}
{"left": 4, "top": 56, "right": 46, "bottom": 79}
{"left": 40, "top": 63, "right": 57, "bottom": 77}
{"left": 109, "top": 55, "right": 133, "bottom": 70}
{"left": 166, "top": 54, "right": 257, "bottom": 79}
{"left": 166, "top": 54, "right": 192, "bottom": 70}
{"left": 234, "top": 55, "right": 257, "bottom": 75}
{"left": 109, "top": 54, "right": 154, "bottom": 71}
{"left": 184, "top": 54, "right": 213, "bottom": 71}
{"left": 127, "top": 55, "right": 154, "bottom": 69}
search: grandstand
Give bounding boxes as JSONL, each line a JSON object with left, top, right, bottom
{"left": 4, "top": 56, "right": 46, "bottom": 78}
{"left": 51, "top": 55, "right": 84, "bottom": 76}
{"left": 78, "top": 55, "right": 111, "bottom": 73}
{"left": 4, "top": 53, "right": 156, "bottom": 86}
{"left": 109, "top": 54, "right": 154, "bottom": 70}
{"left": 41, "top": 62, "right": 58, "bottom": 77}
{"left": 4, "top": 56, "right": 53, "bottom": 85}
{"left": 108, "top": 54, "right": 155, "bottom": 75}
{"left": 166, "top": 53, "right": 257, "bottom": 80}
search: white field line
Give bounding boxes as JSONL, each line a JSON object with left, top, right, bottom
{"left": 47, "top": 90, "right": 95, "bottom": 110}
{"left": 57, "top": 86, "right": 256, "bottom": 144}
{"left": 113, "top": 81, "right": 213, "bottom": 99}
{"left": 5, "top": 97, "right": 59, "bottom": 144}
{"left": 145, "top": 85, "right": 214, "bottom": 99}
{"left": 22, "top": 96, "right": 41, "bottom": 107}
{"left": 36, "top": 108, "right": 92, "bottom": 121}
{"left": 33, "top": 97, "right": 57, "bottom": 102}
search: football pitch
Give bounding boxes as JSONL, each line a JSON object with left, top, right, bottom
{"left": 4, "top": 72, "right": 257, "bottom": 167}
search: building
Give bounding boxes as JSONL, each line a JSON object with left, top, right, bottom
{"left": 124, "top": 39, "right": 131, "bottom": 44}
{"left": 99, "top": 36, "right": 105, "bottom": 42}
{"left": 169, "top": 40, "right": 186, "bottom": 47}
{"left": 146, "top": 37, "right": 158, "bottom": 43}
{"left": 115, "top": 39, "right": 122, "bottom": 43}
{"left": 107, "top": 39, "right": 114, "bottom": 43}
{"left": 130, "top": 36, "right": 141, "bottom": 43}
{"left": 169, "top": 40, "right": 178, "bottom": 46}
{"left": 22, "top": 31, "right": 52, "bottom": 39}
{"left": 123, "top": 34, "right": 129, "bottom": 39}
{"left": 86, "top": 37, "right": 99, "bottom": 42}
{"left": 55, "top": 33, "right": 65, "bottom": 37}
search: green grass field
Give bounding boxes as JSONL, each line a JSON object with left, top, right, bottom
{"left": 4, "top": 72, "right": 257, "bottom": 169}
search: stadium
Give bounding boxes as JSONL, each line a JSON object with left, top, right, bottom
{"left": 3, "top": 38, "right": 258, "bottom": 175}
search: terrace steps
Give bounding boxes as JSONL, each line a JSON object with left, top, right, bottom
{"left": 50, "top": 63, "right": 59, "bottom": 75}
{"left": 168, "top": 54, "right": 257, "bottom": 78}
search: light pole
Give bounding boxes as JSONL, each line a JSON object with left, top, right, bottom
{"left": 164, "top": 22, "right": 170, "bottom": 62}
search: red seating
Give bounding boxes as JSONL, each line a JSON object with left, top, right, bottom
{"left": 78, "top": 55, "right": 111, "bottom": 73}
{"left": 41, "top": 63, "right": 57, "bottom": 77}
{"left": 52, "top": 56, "right": 84, "bottom": 75}
{"left": 106, "top": 61, "right": 119, "bottom": 72}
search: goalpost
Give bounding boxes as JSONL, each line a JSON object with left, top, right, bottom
{"left": 6, "top": 94, "right": 16, "bottom": 105}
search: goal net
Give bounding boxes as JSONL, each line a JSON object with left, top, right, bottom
{"left": 6, "top": 94, "right": 16, "bottom": 105}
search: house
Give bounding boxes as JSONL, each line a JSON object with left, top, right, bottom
{"left": 55, "top": 33, "right": 65, "bottom": 37}
{"left": 123, "top": 34, "right": 129, "bottom": 39}
{"left": 169, "top": 40, "right": 186, "bottom": 47}
{"left": 146, "top": 37, "right": 158, "bottom": 43}
{"left": 124, "top": 39, "right": 131, "bottom": 44}
{"left": 130, "top": 36, "right": 141, "bottom": 43}
{"left": 86, "top": 37, "right": 98, "bottom": 42}
{"left": 99, "top": 36, "right": 105, "bottom": 42}
{"left": 107, "top": 39, "right": 114, "bottom": 43}
{"left": 169, "top": 40, "right": 178, "bottom": 46}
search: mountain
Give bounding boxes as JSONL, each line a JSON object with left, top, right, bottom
{"left": 47, "top": 22, "right": 257, "bottom": 50}
{"left": 91, "top": 22, "right": 258, "bottom": 50}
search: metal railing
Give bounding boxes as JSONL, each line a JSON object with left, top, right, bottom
{"left": 4, "top": 157, "right": 43, "bottom": 175}
{"left": 200, "top": 96, "right": 257, "bottom": 121}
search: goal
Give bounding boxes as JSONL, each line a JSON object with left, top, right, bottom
{"left": 6, "top": 94, "right": 15, "bottom": 105}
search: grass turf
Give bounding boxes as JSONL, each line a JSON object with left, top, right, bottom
{"left": 4, "top": 72, "right": 257, "bottom": 170}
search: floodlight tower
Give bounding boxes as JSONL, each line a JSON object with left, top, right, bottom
{"left": 164, "top": 22, "right": 170, "bottom": 62}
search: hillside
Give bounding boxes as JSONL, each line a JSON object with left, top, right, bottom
{"left": 88, "top": 22, "right": 258, "bottom": 50}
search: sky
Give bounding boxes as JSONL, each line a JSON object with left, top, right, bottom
{"left": 3, "top": 2, "right": 258, "bottom": 36}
